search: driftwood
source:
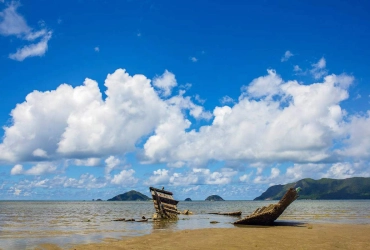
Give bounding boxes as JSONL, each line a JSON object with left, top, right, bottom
{"left": 234, "top": 188, "right": 299, "bottom": 225}
{"left": 208, "top": 211, "right": 242, "bottom": 216}
{"left": 113, "top": 218, "right": 125, "bottom": 221}
{"left": 136, "top": 219, "right": 148, "bottom": 222}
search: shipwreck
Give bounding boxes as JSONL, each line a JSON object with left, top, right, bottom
{"left": 150, "top": 187, "right": 180, "bottom": 219}
{"left": 234, "top": 187, "right": 299, "bottom": 225}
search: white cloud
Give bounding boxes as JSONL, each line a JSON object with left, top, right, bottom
{"left": 145, "top": 168, "right": 237, "bottom": 186}
{"left": 190, "top": 57, "right": 198, "bottom": 62}
{"left": 32, "top": 148, "right": 48, "bottom": 158}
{"left": 0, "top": 2, "right": 30, "bottom": 36}
{"left": 144, "top": 70, "right": 355, "bottom": 166}
{"left": 153, "top": 70, "right": 177, "bottom": 97}
{"left": 105, "top": 156, "right": 120, "bottom": 175}
{"left": 340, "top": 111, "right": 370, "bottom": 159}
{"left": 2, "top": 65, "right": 370, "bottom": 173}
{"left": 281, "top": 50, "right": 294, "bottom": 62}
{"left": 310, "top": 57, "right": 328, "bottom": 79}
{"left": 323, "top": 162, "right": 355, "bottom": 179}
{"left": 220, "top": 95, "right": 234, "bottom": 105}
{"left": 10, "top": 162, "right": 57, "bottom": 175}
{"left": 254, "top": 167, "right": 280, "bottom": 184}
{"left": 239, "top": 171, "right": 253, "bottom": 182}
{"left": 9, "top": 31, "right": 52, "bottom": 61}
{"left": 0, "top": 2, "right": 52, "bottom": 61}
{"left": 0, "top": 68, "right": 212, "bottom": 164}
{"left": 94, "top": 46, "right": 99, "bottom": 52}
{"left": 74, "top": 158, "right": 101, "bottom": 166}
{"left": 10, "top": 164, "right": 24, "bottom": 175}
{"left": 14, "top": 188, "right": 21, "bottom": 196}
{"left": 242, "top": 69, "right": 283, "bottom": 100}
{"left": 111, "top": 169, "right": 138, "bottom": 186}
{"left": 293, "top": 65, "right": 302, "bottom": 72}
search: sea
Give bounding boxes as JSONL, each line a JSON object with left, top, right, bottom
{"left": 1, "top": 200, "right": 370, "bottom": 250}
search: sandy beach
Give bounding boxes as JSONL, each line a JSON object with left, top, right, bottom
{"left": 34, "top": 223, "right": 370, "bottom": 250}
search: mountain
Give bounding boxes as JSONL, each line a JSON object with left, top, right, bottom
{"left": 107, "top": 190, "right": 151, "bottom": 201}
{"left": 254, "top": 177, "right": 370, "bottom": 200}
{"left": 205, "top": 195, "right": 224, "bottom": 201}
{"left": 184, "top": 198, "right": 192, "bottom": 201}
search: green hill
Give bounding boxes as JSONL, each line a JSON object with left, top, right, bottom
{"left": 205, "top": 195, "right": 224, "bottom": 201}
{"left": 107, "top": 190, "right": 151, "bottom": 201}
{"left": 254, "top": 177, "right": 370, "bottom": 200}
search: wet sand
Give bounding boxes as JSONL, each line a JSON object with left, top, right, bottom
{"left": 35, "top": 223, "right": 370, "bottom": 250}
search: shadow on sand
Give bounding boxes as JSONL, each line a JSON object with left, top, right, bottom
{"left": 234, "top": 220, "right": 306, "bottom": 228}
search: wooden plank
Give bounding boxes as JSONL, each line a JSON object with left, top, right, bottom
{"left": 153, "top": 203, "right": 178, "bottom": 211}
{"left": 151, "top": 191, "right": 174, "bottom": 200}
{"left": 153, "top": 200, "right": 178, "bottom": 209}
{"left": 154, "top": 205, "right": 179, "bottom": 214}
{"left": 149, "top": 187, "right": 173, "bottom": 195}
{"left": 151, "top": 196, "right": 179, "bottom": 206}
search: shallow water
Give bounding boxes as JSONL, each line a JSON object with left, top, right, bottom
{"left": 0, "top": 200, "right": 369, "bottom": 250}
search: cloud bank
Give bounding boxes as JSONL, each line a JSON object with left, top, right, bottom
{"left": 1, "top": 66, "right": 370, "bottom": 199}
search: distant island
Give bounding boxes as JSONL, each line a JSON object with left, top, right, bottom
{"left": 107, "top": 190, "right": 151, "bottom": 201}
{"left": 205, "top": 195, "right": 224, "bottom": 201}
{"left": 184, "top": 198, "right": 192, "bottom": 201}
{"left": 254, "top": 177, "right": 370, "bottom": 200}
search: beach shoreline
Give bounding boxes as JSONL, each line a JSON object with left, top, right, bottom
{"left": 34, "top": 223, "right": 370, "bottom": 250}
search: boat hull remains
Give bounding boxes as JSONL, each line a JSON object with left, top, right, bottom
{"left": 234, "top": 188, "right": 299, "bottom": 225}
{"left": 150, "top": 187, "right": 179, "bottom": 219}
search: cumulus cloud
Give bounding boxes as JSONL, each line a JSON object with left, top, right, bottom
{"left": 190, "top": 57, "right": 198, "bottom": 62}
{"left": 0, "top": 2, "right": 52, "bottom": 61}
{"left": 10, "top": 163, "right": 57, "bottom": 175}
{"left": 105, "top": 156, "right": 120, "bottom": 175}
{"left": 94, "top": 46, "right": 99, "bottom": 52}
{"left": 1, "top": 65, "right": 370, "bottom": 179}
{"left": 144, "top": 70, "right": 356, "bottom": 166}
{"left": 340, "top": 111, "right": 370, "bottom": 159}
{"left": 111, "top": 169, "right": 137, "bottom": 186}
{"left": 0, "top": 68, "right": 212, "bottom": 164}
{"left": 153, "top": 70, "right": 177, "bottom": 97}
{"left": 281, "top": 50, "right": 294, "bottom": 62}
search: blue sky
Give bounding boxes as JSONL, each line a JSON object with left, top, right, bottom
{"left": 1, "top": 0, "right": 370, "bottom": 200}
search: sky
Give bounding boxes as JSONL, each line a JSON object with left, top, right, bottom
{"left": 1, "top": 0, "right": 370, "bottom": 200}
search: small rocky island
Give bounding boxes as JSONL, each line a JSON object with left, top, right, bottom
{"left": 107, "top": 190, "right": 151, "bottom": 201}
{"left": 205, "top": 195, "right": 224, "bottom": 201}
{"left": 184, "top": 198, "right": 192, "bottom": 201}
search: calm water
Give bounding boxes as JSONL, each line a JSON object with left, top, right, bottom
{"left": 1, "top": 200, "right": 370, "bottom": 250}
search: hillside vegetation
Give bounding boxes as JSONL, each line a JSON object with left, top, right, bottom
{"left": 254, "top": 177, "right": 370, "bottom": 200}
{"left": 108, "top": 190, "right": 151, "bottom": 201}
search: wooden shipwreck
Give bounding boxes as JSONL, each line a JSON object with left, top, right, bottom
{"left": 150, "top": 187, "right": 179, "bottom": 219}
{"left": 234, "top": 187, "right": 299, "bottom": 225}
